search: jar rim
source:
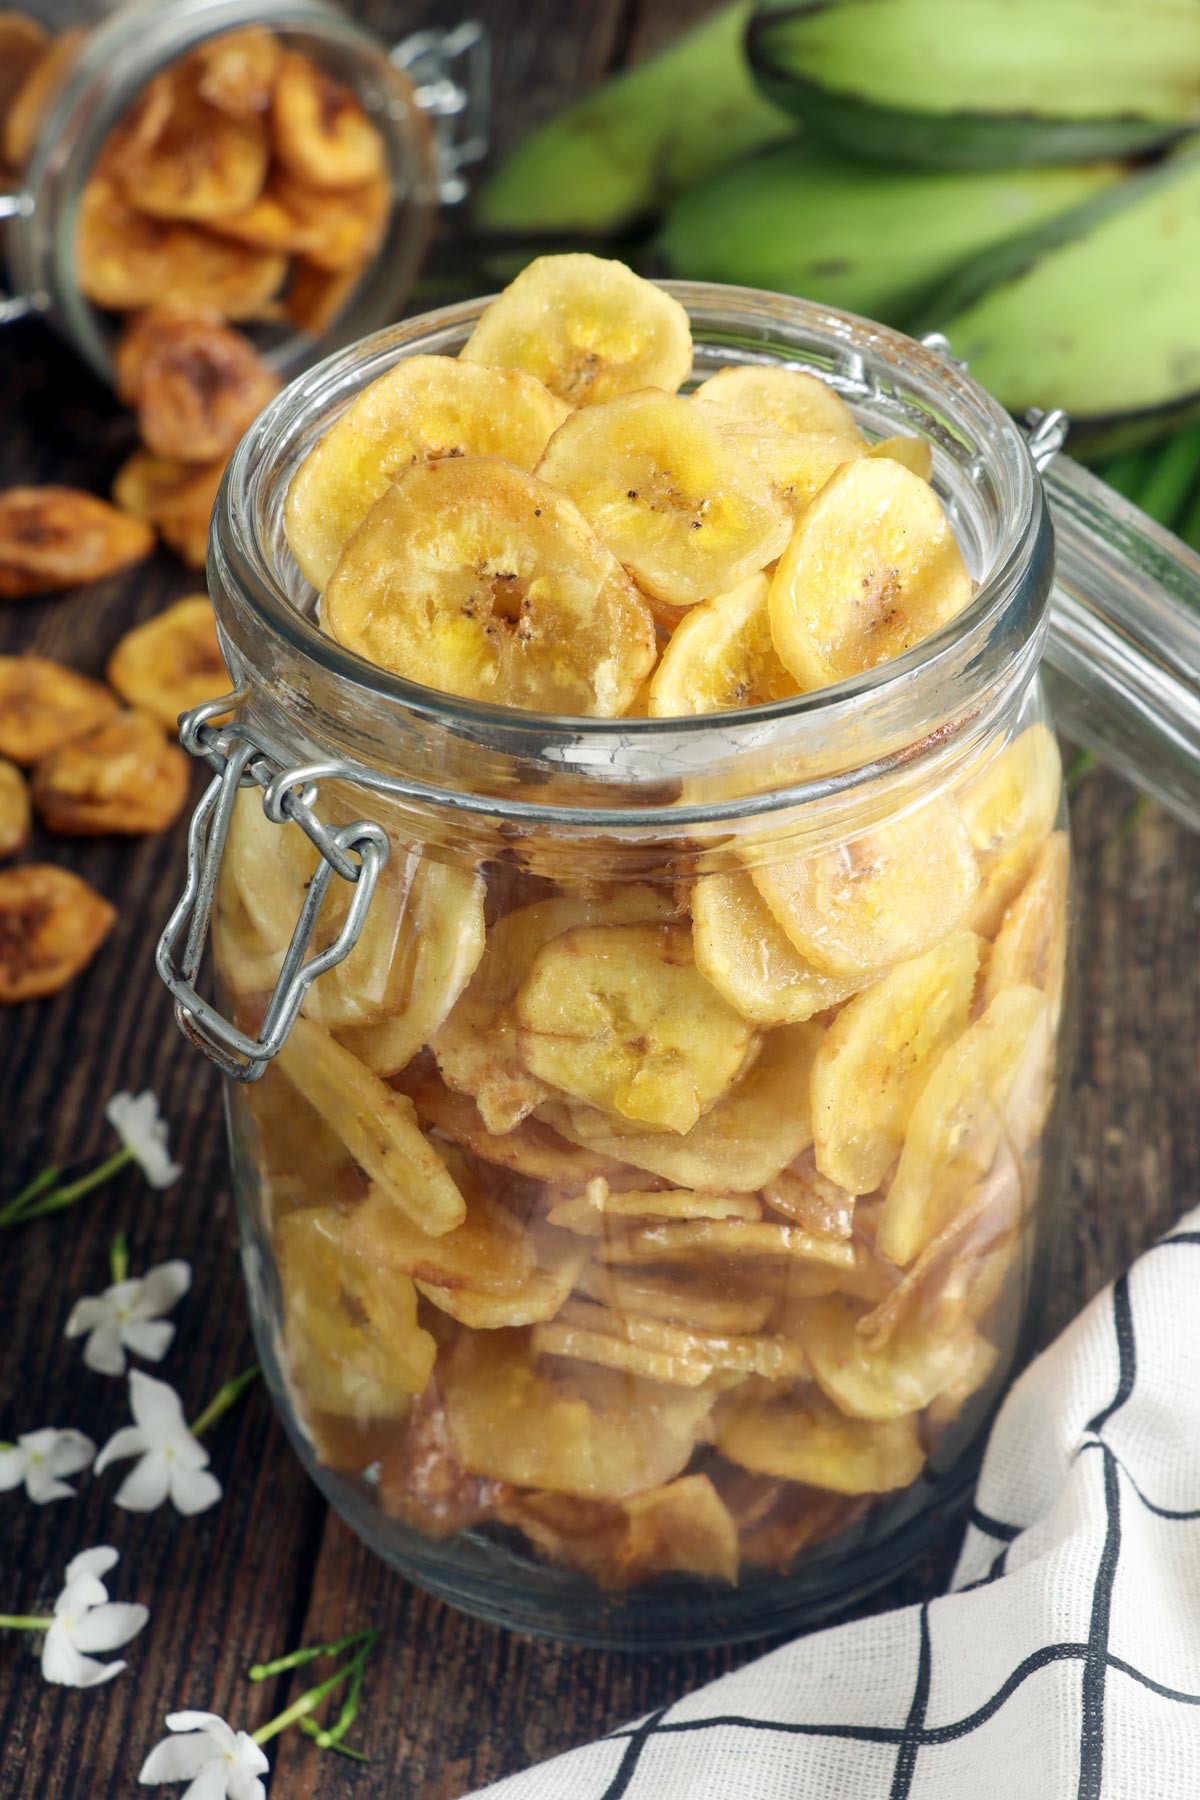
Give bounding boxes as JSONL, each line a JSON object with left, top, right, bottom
{"left": 209, "top": 281, "right": 1052, "bottom": 828}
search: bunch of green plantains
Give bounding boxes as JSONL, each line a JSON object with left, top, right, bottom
{"left": 474, "top": 0, "right": 1200, "bottom": 511}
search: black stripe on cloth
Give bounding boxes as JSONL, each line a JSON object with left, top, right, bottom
{"left": 889, "top": 1603, "right": 932, "bottom": 1798}
{"left": 1076, "top": 1438, "right": 1200, "bottom": 1521}
{"left": 1108, "top": 1658, "right": 1200, "bottom": 1707}
{"left": 1086, "top": 1274, "right": 1135, "bottom": 1435}
{"left": 958, "top": 1545, "right": 1011, "bottom": 1593}
{"left": 968, "top": 1506, "right": 1022, "bottom": 1542}
{"left": 598, "top": 1708, "right": 668, "bottom": 1800}
{"left": 1157, "top": 1231, "right": 1200, "bottom": 1248}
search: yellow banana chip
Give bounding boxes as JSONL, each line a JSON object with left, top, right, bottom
{"left": 590, "top": 1217, "right": 855, "bottom": 1269}
{"left": 647, "top": 573, "right": 797, "bottom": 716}
{"left": 345, "top": 1168, "right": 535, "bottom": 1296}
{"left": 109, "top": 62, "right": 270, "bottom": 222}
{"left": 414, "top": 1224, "right": 586, "bottom": 1329}
{"left": 78, "top": 176, "right": 287, "bottom": 317}
{"left": 537, "top": 387, "right": 792, "bottom": 609}
{"left": 107, "top": 595, "right": 230, "bottom": 731}
{"left": 868, "top": 434, "right": 934, "bottom": 479}
{"left": 797, "top": 1294, "right": 990, "bottom": 1421}
{"left": 322, "top": 457, "right": 657, "bottom": 716}
{"left": 546, "top": 1181, "right": 760, "bottom": 1235}
{"left": 693, "top": 870, "right": 872, "bottom": 1025}
{"left": 715, "top": 1383, "right": 925, "bottom": 1494}
{"left": 768, "top": 457, "right": 973, "bottom": 690}
{"left": 960, "top": 724, "right": 1064, "bottom": 937}
{"left": 461, "top": 252, "right": 692, "bottom": 405}
{"left": 692, "top": 365, "right": 861, "bottom": 439}
{"left": 497, "top": 1474, "right": 739, "bottom": 1588}
{"left": 193, "top": 26, "right": 282, "bottom": 118}
{"left": 753, "top": 798, "right": 979, "bottom": 978}
{"left": 811, "top": 932, "right": 980, "bottom": 1194}
{"left": 271, "top": 49, "right": 385, "bottom": 188}
{"left": 761, "top": 1152, "right": 856, "bottom": 1239}
{"left": 576, "top": 1261, "right": 774, "bottom": 1336}
{"left": 284, "top": 355, "right": 568, "bottom": 590}
{"left": 545, "top": 1298, "right": 809, "bottom": 1386}
{"left": 983, "top": 830, "right": 1069, "bottom": 1017}
{"left": 400, "top": 1062, "right": 620, "bottom": 1186}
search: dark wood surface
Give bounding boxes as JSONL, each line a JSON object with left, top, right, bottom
{"left": 2, "top": 4, "right": 1198, "bottom": 1796}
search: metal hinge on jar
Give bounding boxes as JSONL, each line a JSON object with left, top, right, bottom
{"left": 156, "top": 694, "right": 390, "bottom": 1083}
{"left": 394, "top": 21, "right": 490, "bottom": 205}
{"left": 919, "top": 332, "right": 1068, "bottom": 474}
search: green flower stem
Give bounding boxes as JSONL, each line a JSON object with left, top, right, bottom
{"left": 249, "top": 1628, "right": 375, "bottom": 1682}
{"left": 299, "top": 1718, "right": 368, "bottom": 1761}
{"left": 0, "top": 1615, "right": 53, "bottom": 1631}
{"left": 1, "top": 1147, "right": 134, "bottom": 1229}
{"left": 189, "top": 1365, "right": 260, "bottom": 1441}
{"left": 251, "top": 1656, "right": 363, "bottom": 1748}
{"left": 110, "top": 1232, "right": 129, "bottom": 1286}
{"left": 310, "top": 1647, "right": 370, "bottom": 1748}
{"left": 0, "top": 1164, "right": 63, "bottom": 1227}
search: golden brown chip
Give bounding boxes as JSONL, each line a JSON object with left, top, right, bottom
{"left": 543, "top": 1297, "right": 809, "bottom": 1387}
{"left": 376, "top": 1379, "right": 511, "bottom": 1536}
{"left": 713, "top": 1468, "right": 862, "bottom": 1570}
{"left": 575, "top": 1260, "right": 775, "bottom": 1337}
{"left": 108, "top": 60, "right": 269, "bottom": 222}
{"left": 78, "top": 176, "right": 287, "bottom": 318}
{"left": 284, "top": 260, "right": 360, "bottom": 337}
{"left": 0, "top": 12, "right": 49, "bottom": 138}
{"left": 107, "top": 595, "right": 229, "bottom": 730}
{"left": 715, "top": 1381, "right": 925, "bottom": 1494}
{"left": 0, "top": 759, "right": 30, "bottom": 858}
{"left": 0, "top": 864, "right": 116, "bottom": 1002}
{"left": 31, "top": 709, "right": 189, "bottom": 836}
{"left": 3, "top": 26, "right": 83, "bottom": 167}
{"left": 796, "top": 1294, "right": 990, "bottom": 1421}
{"left": 497, "top": 1475, "right": 740, "bottom": 1588}
{"left": 0, "top": 655, "right": 118, "bottom": 766}
{"left": 591, "top": 1217, "right": 856, "bottom": 1270}
{"left": 0, "top": 486, "right": 154, "bottom": 599}
{"left": 112, "top": 449, "right": 226, "bottom": 569}
{"left": 398, "top": 1060, "right": 621, "bottom": 1187}
{"left": 271, "top": 50, "right": 386, "bottom": 189}
{"left": 266, "top": 168, "right": 389, "bottom": 273}
{"left": 192, "top": 26, "right": 282, "bottom": 118}
{"left": 546, "top": 1180, "right": 761, "bottom": 1235}
{"left": 761, "top": 1152, "right": 856, "bottom": 1239}
{"left": 114, "top": 308, "right": 280, "bottom": 463}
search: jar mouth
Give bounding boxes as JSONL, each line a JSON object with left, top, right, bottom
{"left": 211, "top": 281, "right": 1051, "bottom": 826}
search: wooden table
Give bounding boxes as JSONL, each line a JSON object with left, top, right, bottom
{"left": 2, "top": 3, "right": 1198, "bottom": 1794}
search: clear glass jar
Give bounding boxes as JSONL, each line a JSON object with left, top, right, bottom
{"left": 159, "top": 284, "right": 1200, "bottom": 1648}
{"left": 0, "top": 0, "right": 487, "bottom": 382}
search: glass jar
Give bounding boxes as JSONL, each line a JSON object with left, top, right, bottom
{"left": 0, "top": 0, "right": 487, "bottom": 382}
{"left": 158, "top": 284, "right": 1200, "bottom": 1648}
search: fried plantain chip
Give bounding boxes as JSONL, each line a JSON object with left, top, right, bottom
{"left": 0, "top": 655, "right": 117, "bottom": 765}
{"left": 31, "top": 709, "right": 189, "bottom": 836}
{"left": 107, "top": 595, "right": 229, "bottom": 730}
{"left": 284, "top": 260, "right": 360, "bottom": 337}
{"left": 715, "top": 1381, "right": 925, "bottom": 1494}
{"left": 3, "top": 26, "right": 83, "bottom": 166}
{"left": 0, "top": 864, "right": 115, "bottom": 1002}
{"left": 539, "top": 1297, "right": 809, "bottom": 1387}
{"left": 398, "top": 1060, "right": 621, "bottom": 1187}
{"left": 265, "top": 168, "right": 389, "bottom": 273}
{"left": 797, "top": 1294, "right": 992, "bottom": 1421}
{"left": 0, "top": 486, "right": 153, "bottom": 598}
{"left": 497, "top": 1474, "right": 740, "bottom": 1587}
{"left": 78, "top": 176, "right": 287, "bottom": 317}
{"left": 108, "top": 59, "right": 269, "bottom": 222}
{"left": 375, "top": 1378, "right": 512, "bottom": 1536}
{"left": 0, "top": 758, "right": 31, "bottom": 858}
{"left": 114, "top": 308, "right": 279, "bottom": 462}
{"left": 272, "top": 50, "right": 386, "bottom": 189}
{"left": 575, "top": 1259, "right": 775, "bottom": 1336}
{"left": 192, "top": 26, "right": 282, "bottom": 119}
{"left": 761, "top": 1151, "right": 856, "bottom": 1240}
{"left": 590, "top": 1217, "right": 857, "bottom": 1270}
{"left": 546, "top": 1180, "right": 761, "bottom": 1236}
{"left": 112, "top": 449, "right": 226, "bottom": 569}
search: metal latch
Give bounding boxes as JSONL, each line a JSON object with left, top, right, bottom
{"left": 393, "top": 21, "right": 491, "bottom": 205}
{"left": 919, "top": 332, "right": 1068, "bottom": 474}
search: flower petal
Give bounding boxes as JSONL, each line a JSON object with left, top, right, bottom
{"left": 115, "top": 1453, "right": 171, "bottom": 1512}
{"left": 170, "top": 1464, "right": 222, "bottom": 1516}
{"left": 65, "top": 1545, "right": 118, "bottom": 1585}
{"left": 42, "top": 1622, "right": 125, "bottom": 1687}
{"left": 231, "top": 1734, "right": 269, "bottom": 1779}
{"left": 166, "top": 1712, "right": 237, "bottom": 1743}
{"left": 69, "top": 1653, "right": 128, "bottom": 1688}
{"left": 129, "top": 1370, "right": 187, "bottom": 1441}
{"left": 228, "top": 1749, "right": 269, "bottom": 1800}
{"left": 182, "top": 1763, "right": 234, "bottom": 1800}
{"left": 25, "top": 1467, "right": 77, "bottom": 1504}
{"left": 83, "top": 1323, "right": 128, "bottom": 1376}
{"left": 0, "top": 1446, "right": 29, "bottom": 1491}
{"left": 70, "top": 1601, "right": 149, "bottom": 1654}
{"left": 120, "top": 1319, "right": 175, "bottom": 1364}
{"left": 135, "top": 1261, "right": 192, "bottom": 1318}
{"left": 46, "top": 1430, "right": 96, "bottom": 1477}
{"left": 65, "top": 1296, "right": 111, "bottom": 1338}
{"left": 106, "top": 1091, "right": 181, "bottom": 1189}
{"left": 139, "top": 1733, "right": 220, "bottom": 1785}
{"left": 96, "top": 1425, "right": 148, "bottom": 1473}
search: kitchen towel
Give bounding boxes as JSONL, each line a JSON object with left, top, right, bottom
{"left": 465, "top": 1207, "right": 1200, "bottom": 1800}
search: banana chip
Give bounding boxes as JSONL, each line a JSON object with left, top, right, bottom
{"left": 3, "top": 27, "right": 83, "bottom": 167}
{"left": 272, "top": 50, "right": 386, "bottom": 188}
{"left": 551, "top": 1019, "right": 823, "bottom": 1190}
{"left": 960, "top": 724, "right": 1064, "bottom": 937}
{"left": 693, "top": 870, "right": 871, "bottom": 1025}
{"left": 768, "top": 457, "right": 973, "bottom": 690}
{"left": 345, "top": 1162, "right": 535, "bottom": 1297}
{"left": 107, "top": 595, "right": 229, "bottom": 730}
{"left": 0, "top": 758, "right": 30, "bottom": 858}
{"left": 869, "top": 434, "right": 934, "bottom": 479}
{"left": 576, "top": 1261, "right": 775, "bottom": 1336}
{"left": 31, "top": 709, "right": 189, "bottom": 836}
{"left": 269, "top": 168, "right": 389, "bottom": 273}
{"left": 109, "top": 63, "right": 269, "bottom": 221}
{"left": 797, "top": 1294, "right": 990, "bottom": 1421}
{"left": 276, "top": 1014, "right": 466, "bottom": 1235}
{"left": 0, "top": 486, "right": 154, "bottom": 599}
{"left": 0, "top": 864, "right": 116, "bottom": 1002}
{"left": 811, "top": 932, "right": 980, "bottom": 1194}
{"left": 541, "top": 1298, "right": 809, "bottom": 1387}
{"left": 400, "top": 1061, "right": 620, "bottom": 1187}
{"left": 415, "top": 1223, "right": 585, "bottom": 1329}
{"left": 277, "top": 1205, "right": 435, "bottom": 1418}
{"left": 0, "top": 655, "right": 117, "bottom": 766}
{"left": 983, "top": 831, "right": 1069, "bottom": 1016}
{"left": 691, "top": 365, "right": 862, "bottom": 439}
{"left": 591, "top": 1217, "right": 856, "bottom": 1270}
{"left": 537, "top": 388, "right": 792, "bottom": 609}
{"left": 193, "top": 27, "right": 282, "bottom": 119}
{"left": 114, "top": 308, "right": 279, "bottom": 462}
{"left": 647, "top": 573, "right": 797, "bottom": 717}
{"left": 753, "top": 797, "right": 978, "bottom": 978}
{"left": 515, "top": 920, "right": 756, "bottom": 1134}
{"left": 284, "top": 260, "right": 359, "bottom": 337}
{"left": 461, "top": 253, "right": 692, "bottom": 406}
{"left": 78, "top": 176, "right": 287, "bottom": 317}
{"left": 877, "top": 984, "right": 1052, "bottom": 1266}
{"left": 498, "top": 1475, "right": 739, "bottom": 1588}
{"left": 695, "top": 411, "right": 865, "bottom": 518}
{"left": 284, "top": 356, "right": 568, "bottom": 591}
{"left": 441, "top": 1328, "right": 714, "bottom": 1501}
{"left": 111, "top": 449, "right": 226, "bottom": 570}
{"left": 546, "top": 1181, "right": 760, "bottom": 1235}
{"left": 322, "top": 458, "right": 657, "bottom": 716}
{"left": 717, "top": 1470, "right": 859, "bottom": 1570}
{"left": 375, "top": 1380, "right": 511, "bottom": 1536}
{"left": 761, "top": 1152, "right": 855, "bottom": 1240}
{"left": 715, "top": 1383, "right": 924, "bottom": 1494}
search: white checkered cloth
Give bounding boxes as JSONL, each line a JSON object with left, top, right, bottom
{"left": 464, "top": 1209, "right": 1200, "bottom": 1800}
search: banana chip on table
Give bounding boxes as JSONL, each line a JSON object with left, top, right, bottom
{"left": 107, "top": 595, "right": 229, "bottom": 730}
{"left": 0, "top": 487, "right": 154, "bottom": 599}
{"left": 0, "top": 865, "right": 116, "bottom": 1002}
{"left": 322, "top": 458, "right": 657, "bottom": 716}
{"left": 0, "top": 655, "right": 117, "bottom": 765}
{"left": 752, "top": 797, "right": 979, "bottom": 978}
{"left": 111, "top": 450, "right": 226, "bottom": 570}
{"left": 271, "top": 50, "right": 385, "bottom": 188}
{"left": 959, "top": 723, "right": 1064, "bottom": 937}
{"left": 114, "top": 308, "right": 280, "bottom": 462}
{"left": 441, "top": 1328, "right": 715, "bottom": 1502}
{"left": 810, "top": 931, "right": 980, "bottom": 1194}
{"left": 106, "top": 60, "right": 270, "bottom": 222}
{"left": 715, "top": 1382, "right": 925, "bottom": 1495}
{"left": 768, "top": 456, "right": 973, "bottom": 691}
{"left": 647, "top": 573, "right": 798, "bottom": 716}
{"left": 31, "top": 709, "right": 189, "bottom": 836}
{"left": 796, "top": 1294, "right": 994, "bottom": 1421}
{"left": 692, "top": 869, "right": 871, "bottom": 1025}
{"left": 461, "top": 253, "right": 692, "bottom": 405}
{"left": 876, "top": 983, "right": 1053, "bottom": 1266}
{"left": 497, "top": 1475, "right": 740, "bottom": 1588}
{"left": 0, "top": 759, "right": 30, "bottom": 858}
{"left": 78, "top": 176, "right": 288, "bottom": 318}
{"left": 983, "top": 830, "right": 1069, "bottom": 1016}
{"left": 537, "top": 388, "right": 792, "bottom": 609}
{"left": 277, "top": 1205, "right": 436, "bottom": 1419}
{"left": 284, "top": 356, "right": 569, "bottom": 591}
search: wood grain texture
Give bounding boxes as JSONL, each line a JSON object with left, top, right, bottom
{"left": 1, "top": 2, "right": 1198, "bottom": 1797}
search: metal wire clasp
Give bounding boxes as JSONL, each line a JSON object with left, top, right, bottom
{"left": 919, "top": 331, "right": 1069, "bottom": 474}
{"left": 156, "top": 694, "right": 390, "bottom": 1083}
{"left": 392, "top": 21, "right": 490, "bottom": 205}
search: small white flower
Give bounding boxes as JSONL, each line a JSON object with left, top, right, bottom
{"left": 0, "top": 1427, "right": 95, "bottom": 1503}
{"left": 42, "top": 1546, "right": 149, "bottom": 1688}
{"left": 139, "top": 1711, "right": 268, "bottom": 1800}
{"left": 95, "top": 1372, "right": 221, "bottom": 1516}
{"left": 106, "top": 1092, "right": 182, "bottom": 1190}
{"left": 66, "top": 1260, "right": 192, "bottom": 1376}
